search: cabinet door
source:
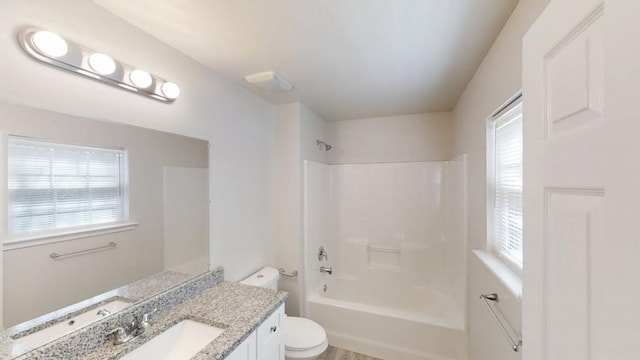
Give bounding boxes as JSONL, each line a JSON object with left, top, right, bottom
{"left": 256, "top": 305, "right": 284, "bottom": 355}
{"left": 258, "top": 340, "right": 284, "bottom": 360}
{"left": 256, "top": 304, "right": 285, "bottom": 360}
{"left": 225, "top": 331, "right": 257, "bottom": 360}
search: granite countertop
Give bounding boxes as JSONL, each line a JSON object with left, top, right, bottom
{"left": 7, "top": 271, "right": 194, "bottom": 341}
{"left": 4, "top": 268, "right": 287, "bottom": 360}
{"left": 79, "top": 282, "right": 287, "bottom": 360}
{"left": 2, "top": 271, "right": 196, "bottom": 359}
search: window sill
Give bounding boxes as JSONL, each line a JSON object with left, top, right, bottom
{"left": 473, "top": 250, "right": 523, "bottom": 301}
{"left": 4, "top": 222, "right": 139, "bottom": 251}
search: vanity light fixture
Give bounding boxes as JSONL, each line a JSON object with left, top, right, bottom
{"left": 129, "top": 69, "right": 153, "bottom": 89}
{"left": 18, "top": 27, "right": 180, "bottom": 103}
{"left": 161, "top": 81, "right": 181, "bottom": 99}
{"left": 88, "top": 53, "right": 116, "bottom": 75}
{"left": 31, "top": 30, "right": 68, "bottom": 57}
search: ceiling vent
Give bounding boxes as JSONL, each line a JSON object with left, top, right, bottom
{"left": 244, "top": 71, "right": 293, "bottom": 93}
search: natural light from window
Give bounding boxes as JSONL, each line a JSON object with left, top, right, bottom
{"left": 7, "top": 137, "right": 127, "bottom": 238}
{"left": 489, "top": 98, "right": 523, "bottom": 270}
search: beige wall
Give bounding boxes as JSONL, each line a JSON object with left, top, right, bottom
{"left": 273, "top": 103, "right": 328, "bottom": 316}
{"left": 274, "top": 103, "right": 303, "bottom": 315}
{"left": 163, "top": 167, "right": 209, "bottom": 275}
{"left": 301, "top": 105, "right": 330, "bottom": 164}
{"left": 0, "top": 102, "right": 208, "bottom": 326}
{"left": 0, "top": 0, "right": 276, "bottom": 293}
{"left": 327, "top": 112, "right": 453, "bottom": 164}
{"left": 451, "top": 0, "right": 549, "bottom": 358}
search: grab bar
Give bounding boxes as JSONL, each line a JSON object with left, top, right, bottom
{"left": 279, "top": 268, "right": 298, "bottom": 278}
{"left": 50, "top": 241, "right": 117, "bottom": 260}
{"left": 367, "top": 245, "right": 400, "bottom": 254}
{"left": 480, "top": 293, "right": 522, "bottom": 352}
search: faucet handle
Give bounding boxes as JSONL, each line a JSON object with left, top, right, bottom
{"left": 142, "top": 308, "right": 158, "bottom": 322}
{"left": 318, "top": 246, "right": 328, "bottom": 261}
{"left": 106, "top": 327, "right": 129, "bottom": 344}
{"left": 107, "top": 327, "right": 125, "bottom": 337}
{"left": 140, "top": 308, "right": 158, "bottom": 330}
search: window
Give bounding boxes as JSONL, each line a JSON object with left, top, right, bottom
{"left": 8, "top": 137, "right": 127, "bottom": 238}
{"left": 488, "top": 96, "right": 523, "bottom": 269}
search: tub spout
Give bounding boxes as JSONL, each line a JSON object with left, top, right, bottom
{"left": 320, "top": 266, "right": 333, "bottom": 275}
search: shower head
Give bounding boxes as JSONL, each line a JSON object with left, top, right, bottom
{"left": 316, "top": 139, "right": 332, "bottom": 151}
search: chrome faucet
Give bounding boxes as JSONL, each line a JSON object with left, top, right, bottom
{"left": 140, "top": 308, "right": 157, "bottom": 331}
{"left": 320, "top": 266, "right": 333, "bottom": 275}
{"left": 106, "top": 326, "right": 134, "bottom": 345}
{"left": 106, "top": 308, "right": 157, "bottom": 345}
{"left": 96, "top": 308, "right": 111, "bottom": 317}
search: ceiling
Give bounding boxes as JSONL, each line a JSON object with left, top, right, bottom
{"left": 95, "top": 0, "right": 518, "bottom": 121}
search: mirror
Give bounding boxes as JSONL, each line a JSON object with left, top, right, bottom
{"left": 0, "top": 101, "right": 209, "bottom": 344}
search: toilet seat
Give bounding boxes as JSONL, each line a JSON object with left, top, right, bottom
{"left": 285, "top": 316, "right": 328, "bottom": 359}
{"left": 285, "top": 317, "right": 327, "bottom": 350}
{"left": 285, "top": 339, "right": 328, "bottom": 359}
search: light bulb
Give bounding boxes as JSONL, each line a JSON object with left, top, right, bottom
{"left": 32, "top": 31, "right": 68, "bottom": 58}
{"left": 161, "top": 82, "right": 180, "bottom": 99}
{"left": 129, "top": 69, "right": 152, "bottom": 88}
{"left": 88, "top": 53, "right": 116, "bottom": 75}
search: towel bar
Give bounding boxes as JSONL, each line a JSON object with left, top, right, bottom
{"left": 480, "top": 293, "right": 522, "bottom": 352}
{"left": 278, "top": 268, "right": 298, "bottom": 278}
{"left": 50, "top": 241, "right": 117, "bottom": 260}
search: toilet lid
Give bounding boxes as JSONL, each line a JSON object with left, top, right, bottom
{"left": 285, "top": 317, "right": 327, "bottom": 350}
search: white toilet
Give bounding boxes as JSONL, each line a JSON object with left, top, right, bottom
{"left": 240, "top": 267, "right": 329, "bottom": 360}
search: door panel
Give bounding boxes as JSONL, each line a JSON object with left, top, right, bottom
{"left": 545, "top": 190, "right": 603, "bottom": 359}
{"left": 525, "top": 0, "right": 640, "bottom": 358}
{"left": 523, "top": 1, "right": 605, "bottom": 359}
{"left": 545, "top": 13, "right": 603, "bottom": 136}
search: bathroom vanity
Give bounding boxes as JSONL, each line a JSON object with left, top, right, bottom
{"left": 1, "top": 268, "right": 287, "bottom": 360}
{"left": 224, "top": 304, "right": 285, "bottom": 360}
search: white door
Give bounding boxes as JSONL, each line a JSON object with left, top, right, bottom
{"left": 523, "top": 0, "right": 640, "bottom": 359}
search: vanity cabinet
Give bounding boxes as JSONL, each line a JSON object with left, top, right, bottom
{"left": 225, "top": 304, "right": 285, "bottom": 360}
{"left": 257, "top": 304, "right": 285, "bottom": 360}
{"left": 225, "top": 331, "right": 256, "bottom": 360}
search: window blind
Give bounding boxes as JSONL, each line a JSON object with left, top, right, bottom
{"left": 493, "top": 103, "right": 523, "bottom": 268}
{"left": 8, "top": 137, "right": 127, "bottom": 236}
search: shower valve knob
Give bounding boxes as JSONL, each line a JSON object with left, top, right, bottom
{"left": 318, "top": 246, "right": 328, "bottom": 261}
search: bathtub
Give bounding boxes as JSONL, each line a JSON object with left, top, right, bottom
{"left": 306, "top": 276, "right": 465, "bottom": 360}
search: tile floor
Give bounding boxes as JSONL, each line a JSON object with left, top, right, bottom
{"left": 318, "top": 346, "right": 383, "bottom": 360}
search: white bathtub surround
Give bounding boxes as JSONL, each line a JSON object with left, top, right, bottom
{"left": 303, "top": 159, "right": 467, "bottom": 360}
{"left": 446, "top": 155, "right": 468, "bottom": 319}
{"left": 307, "top": 292, "right": 462, "bottom": 360}
{"left": 302, "top": 161, "right": 331, "bottom": 316}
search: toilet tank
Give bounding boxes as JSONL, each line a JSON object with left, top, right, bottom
{"left": 239, "top": 267, "right": 280, "bottom": 290}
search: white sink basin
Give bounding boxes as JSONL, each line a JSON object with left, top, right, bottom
{"left": 120, "top": 319, "right": 225, "bottom": 360}
{"left": 13, "top": 299, "right": 132, "bottom": 349}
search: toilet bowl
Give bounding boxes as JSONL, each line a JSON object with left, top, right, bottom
{"left": 284, "top": 316, "right": 328, "bottom": 360}
{"left": 240, "top": 267, "right": 328, "bottom": 360}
